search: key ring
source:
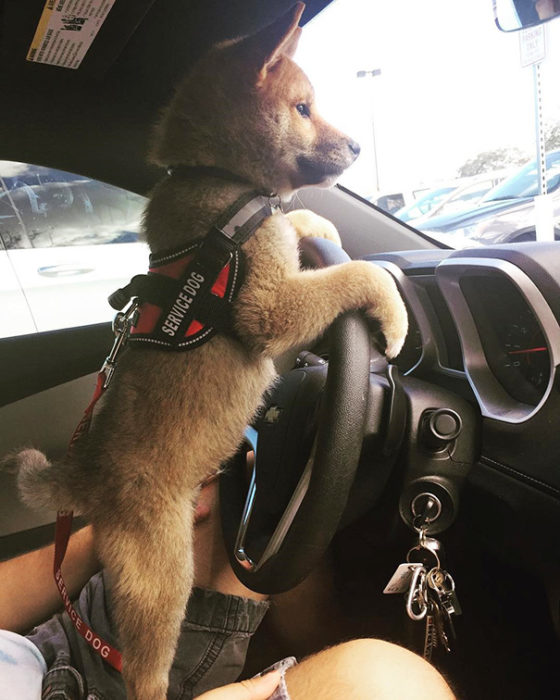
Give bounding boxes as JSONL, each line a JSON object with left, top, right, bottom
{"left": 406, "top": 542, "right": 441, "bottom": 571}
{"left": 412, "top": 517, "right": 429, "bottom": 542}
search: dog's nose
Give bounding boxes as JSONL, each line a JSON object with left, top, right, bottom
{"left": 348, "top": 139, "right": 361, "bottom": 156}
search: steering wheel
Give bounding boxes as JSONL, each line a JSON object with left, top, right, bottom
{"left": 220, "top": 237, "right": 397, "bottom": 594}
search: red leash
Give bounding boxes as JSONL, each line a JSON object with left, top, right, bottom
{"left": 52, "top": 301, "right": 220, "bottom": 672}
{"left": 54, "top": 510, "right": 123, "bottom": 671}
{"left": 53, "top": 304, "right": 139, "bottom": 672}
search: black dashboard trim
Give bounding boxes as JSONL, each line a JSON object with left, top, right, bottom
{"left": 449, "top": 243, "right": 560, "bottom": 324}
{"left": 480, "top": 455, "right": 560, "bottom": 500}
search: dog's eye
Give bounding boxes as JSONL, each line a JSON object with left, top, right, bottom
{"left": 296, "top": 103, "right": 311, "bottom": 118}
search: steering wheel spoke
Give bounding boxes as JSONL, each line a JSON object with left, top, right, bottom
{"left": 235, "top": 425, "right": 315, "bottom": 573}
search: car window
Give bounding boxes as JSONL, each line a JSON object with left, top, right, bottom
{"left": 0, "top": 162, "right": 145, "bottom": 249}
{"left": 297, "top": 0, "right": 560, "bottom": 247}
{"left": 0, "top": 162, "right": 148, "bottom": 338}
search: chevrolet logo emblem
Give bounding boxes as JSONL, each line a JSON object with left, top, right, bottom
{"left": 263, "top": 406, "right": 282, "bottom": 424}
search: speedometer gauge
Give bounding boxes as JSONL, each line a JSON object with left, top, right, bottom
{"left": 459, "top": 275, "right": 551, "bottom": 406}
{"left": 502, "top": 311, "right": 550, "bottom": 395}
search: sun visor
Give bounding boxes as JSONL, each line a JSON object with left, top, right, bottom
{"left": 22, "top": 0, "right": 157, "bottom": 75}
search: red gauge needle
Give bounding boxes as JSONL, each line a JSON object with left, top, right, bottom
{"left": 507, "top": 346, "right": 547, "bottom": 355}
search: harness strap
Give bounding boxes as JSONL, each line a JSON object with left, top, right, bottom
{"left": 166, "top": 164, "right": 253, "bottom": 189}
{"left": 108, "top": 273, "right": 180, "bottom": 312}
{"left": 109, "top": 191, "right": 277, "bottom": 351}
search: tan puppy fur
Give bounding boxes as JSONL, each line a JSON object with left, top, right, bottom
{"left": 286, "top": 209, "right": 342, "bottom": 247}
{"left": 9, "top": 4, "right": 407, "bottom": 699}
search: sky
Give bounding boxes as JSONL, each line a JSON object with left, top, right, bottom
{"left": 295, "top": 0, "right": 560, "bottom": 198}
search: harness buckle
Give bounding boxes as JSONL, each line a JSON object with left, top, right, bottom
{"left": 101, "top": 301, "right": 139, "bottom": 388}
{"left": 197, "top": 227, "right": 238, "bottom": 272}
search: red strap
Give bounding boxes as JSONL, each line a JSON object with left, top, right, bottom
{"left": 54, "top": 369, "right": 123, "bottom": 672}
{"left": 54, "top": 367, "right": 217, "bottom": 672}
{"left": 66, "top": 372, "right": 106, "bottom": 458}
{"left": 54, "top": 510, "right": 123, "bottom": 672}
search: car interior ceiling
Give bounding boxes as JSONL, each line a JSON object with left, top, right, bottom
{"left": 0, "top": 0, "right": 331, "bottom": 196}
{"left": 2, "top": 2, "right": 560, "bottom": 699}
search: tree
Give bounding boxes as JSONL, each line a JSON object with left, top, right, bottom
{"left": 457, "top": 147, "right": 528, "bottom": 178}
{"left": 545, "top": 122, "right": 560, "bottom": 151}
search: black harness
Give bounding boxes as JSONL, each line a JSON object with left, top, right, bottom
{"left": 109, "top": 185, "right": 280, "bottom": 351}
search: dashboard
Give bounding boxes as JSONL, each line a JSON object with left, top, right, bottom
{"left": 366, "top": 242, "right": 560, "bottom": 501}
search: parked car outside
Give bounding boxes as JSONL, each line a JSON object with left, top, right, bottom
{"left": 419, "top": 150, "right": 560, "bottom": 246}
{"left": 393, "top": 184, "right": 458, "bottom": 222}
{"left": 368, "top": 187, "right": 429, "bottom": 214}
{"left": 405, "top": 170, "right": 511, "bottom": 226}
{"left": 0, "top": 162, "right": 148, "bottom": 336}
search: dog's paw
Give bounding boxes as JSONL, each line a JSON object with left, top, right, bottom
{"left": 357, "top": 263, "right": 408, "bottom": 359}
{"left": 286, "top": 209, "right": 342, "bottom": 247}
{"left": 370, "top": 300, "right": 408, "bottom": 359}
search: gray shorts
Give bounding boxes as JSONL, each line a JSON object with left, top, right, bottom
{"left": 27, "top": 572, "right": 295, "bottom": 700}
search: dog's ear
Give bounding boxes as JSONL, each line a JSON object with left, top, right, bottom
{"left": 281, "top": 26, "right": 302, "bottom": 60}
{"left": 240, "top": 2, "right": 304, "bottom": 82}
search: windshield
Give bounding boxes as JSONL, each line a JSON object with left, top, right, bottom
{"left": 297, "top": 0, "right": 560, "bottom": 247}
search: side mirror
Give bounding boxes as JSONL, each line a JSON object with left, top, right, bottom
{"left": 494, "top": 0, "right": 560, "bottom": 32}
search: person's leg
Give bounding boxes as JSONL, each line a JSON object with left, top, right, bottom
{"left": 26, "top": 480, "right": 270, "bottom": 700}
{"left": 167, "top": 480, "right": 272, "bottom": 699}
{"left": 192, "top": 478, "right": 267, "bottom": 602}
{"left": 197, "top": 481, "right": 456, "bottom": 699}
{"left": 26, "top": 478, "right": 455, "bottom": 700}
{"left": 283, "top": 639, "right": 455, "bottom": 700}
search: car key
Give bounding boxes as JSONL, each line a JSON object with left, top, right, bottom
{"left": 423, "top": 598, "right": 438, "bottom": 660}
{"left": 427, "top": 567, "right": 461, "bottom": 642}
{"left": 427, "top": 587, "right": 451, "bottom": 653}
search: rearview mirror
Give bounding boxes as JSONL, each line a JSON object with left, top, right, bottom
{"left": 494, "top": 0, "right": 560, "bottom": 32}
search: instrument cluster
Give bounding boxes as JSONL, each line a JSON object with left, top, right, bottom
{"left": 370, "top": 248, "right": 560, "bottom": 424}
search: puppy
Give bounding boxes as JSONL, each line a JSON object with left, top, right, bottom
{"left": 12, "top": 4, "right": 407, "bottom": 698}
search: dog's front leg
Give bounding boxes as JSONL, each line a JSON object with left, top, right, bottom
{"left": 95, "top": 503, "right": 195, "bottom": 700}
{"left": 235, "top": 219, "right": 407, "bottom": 358}
{"left": 286, "top": 209, "right": 342, "bottom": 247}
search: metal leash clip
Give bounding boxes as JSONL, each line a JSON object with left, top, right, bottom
{"left": 268, "top": 194, "right": 283, "bottom": 213}
{"left": 101, "top": 300, "right": 139, "bottom": 388}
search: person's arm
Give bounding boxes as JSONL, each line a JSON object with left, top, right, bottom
{"left": 0, "top": 488, "right": 214, "bottom": 634}
{"left": 0, "top": 525, "right": 99, "bottom": 633}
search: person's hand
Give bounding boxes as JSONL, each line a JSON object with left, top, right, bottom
{"left": 195, "top": 671, "right": 281, "bottom": 699}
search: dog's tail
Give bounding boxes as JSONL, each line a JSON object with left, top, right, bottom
{"left": 2, "top": 449, "right": 76, "bottom": 512}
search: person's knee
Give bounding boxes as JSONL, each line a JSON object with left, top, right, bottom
{"left": 284, "top": 638, "right": 456, "bottom": 700}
